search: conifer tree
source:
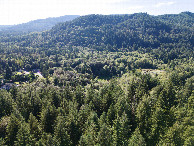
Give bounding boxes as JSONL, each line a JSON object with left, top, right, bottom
{"left": 5, "top": 110, "right": 24, "bottom": 146}
{"left": 28, "top": 113, "right": 41, "bottom": 141}
{"left": 15, "top": 122, "right": 33, "bottom": 146}
{"left": 54, "top": 115, "right": 71, "bottom": 146}
{"left": 128, "top": 128, "right": 146, "bottom": 146}
{"left": 40, "top": 101, "right": 57, "bottom": 133}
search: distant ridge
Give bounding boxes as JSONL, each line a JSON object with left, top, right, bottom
{"left": 0, "top": 12, "right": 193, "bottom": 53}
{"left": 0, "top": 15, "right": 80, "bottom": 35}
{"left": 34, "top": 12, "right": 192, "bottom": 50}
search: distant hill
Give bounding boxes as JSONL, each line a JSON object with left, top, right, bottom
{"left": 0, "top": 25, "right": 12, "bottom": 31}
{"left": 26, "top": 12, "right": 192, "bottom": 51}
{"left": 1, "top": 12, "right": 193, "bottom": 53}
{"left": 0, "top": 15, "right": 79, "bottom": 35}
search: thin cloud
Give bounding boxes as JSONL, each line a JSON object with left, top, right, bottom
{"left": 155, "top": 1, "right": 176, "bottom": 8}
{"left": 128, "top": 5, "right": 145, "bottom": 10}
{"left": 1, "top": 0, "right": 193, "bottom": 25}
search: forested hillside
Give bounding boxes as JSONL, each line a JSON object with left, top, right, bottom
{"left": 157, "top": 12, "right": 194, "bottom": 29}
{"left": 1, "top": 12, "right": 193, "bottom": 59}
{"left": 0, "top": 12, "right": 193, "bottom": 145}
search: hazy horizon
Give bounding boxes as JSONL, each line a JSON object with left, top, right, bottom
{"left": 0, "top": 0, "right": 193, "bottom": 25}
{"left": 1, "top": 11, "right": 192, "bottom": 26}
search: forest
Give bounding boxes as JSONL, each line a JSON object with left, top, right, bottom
{"left": 0, "top": 12, "right": 193, "bottom": 145}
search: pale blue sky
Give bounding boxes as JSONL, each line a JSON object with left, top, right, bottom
{"left": 0, "top": 0, "right": 193, "bottom": 25}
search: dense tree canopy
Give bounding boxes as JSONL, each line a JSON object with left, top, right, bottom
{"left": 0, "top": 12, "right": 193, "bottom": 145}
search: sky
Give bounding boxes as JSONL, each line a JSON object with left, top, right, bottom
{"left": 0, "top": 0, "right": 193, "bottom": 25}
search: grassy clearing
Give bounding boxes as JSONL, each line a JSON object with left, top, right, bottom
{"left": 141, "top": 69, "right": 166, "bottom": 77}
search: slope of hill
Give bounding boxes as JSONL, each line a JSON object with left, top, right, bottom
{"left": 0, "top": 15, "right": 79, "bottom": 35}
{"left": 6, "top": 12, "right": 191, "bottom": 52}
{"left": 0, "top": 12, "right": 193, "bottom": 56}
{"left": 49, "top": 12, "right": 193, "bottom": 49}
{"left": 48, "top": 13, "right": 172, "bottom": 49}
{"left": 156, "top": 11, "right": 194, "bottom": 29}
